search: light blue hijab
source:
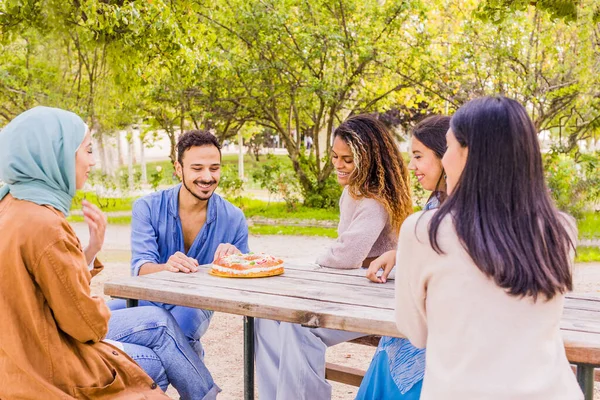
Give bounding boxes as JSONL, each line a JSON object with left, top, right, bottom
{"left": 0, "top": 106, "right": 87, "bottom": 216}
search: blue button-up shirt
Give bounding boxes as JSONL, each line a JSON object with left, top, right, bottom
{"left": 130, "top": 184, "right": 249, "bottom": 276}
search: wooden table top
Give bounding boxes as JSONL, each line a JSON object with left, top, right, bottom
{"left": 103, "top": 263, "right": 600, "bottom": 365}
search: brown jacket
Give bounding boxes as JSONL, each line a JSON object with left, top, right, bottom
{"left": 0, "top": 195, "right": 168, "bottom": 399}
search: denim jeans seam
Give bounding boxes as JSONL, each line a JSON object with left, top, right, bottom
{"left": 162, "top": 326, "right": 212, "bottom": 387}
{"left": 109, "top": 322, "right": 165, "bottom": 342}
{"left": 128, "top": 354, "right": 161, "bottom": 361}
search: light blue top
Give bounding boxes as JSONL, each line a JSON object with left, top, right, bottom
{"left": 0, "top": 106, "right": 86, "bottom": 215}
{"left": 358, "top": 195, "right": 440, "bottom": 398}
{"left": 130, "top": 184, "right": 250, "bottom": 275}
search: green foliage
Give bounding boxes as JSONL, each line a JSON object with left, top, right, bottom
{"left": 71, "top": 191, "right": 135, "bottom": 212}
{"left": 219, "top": 165, "right": 245, "bottom": 202}
{"left": 0, "top": 0, "right": 598, "bottom": 210}
{"left": 302, "top": 175, "right": 343, "bottom": 209}
{"left": 67, "top": 214, "right": 132, "bottom": 225}
{"left": 575, "top": 246, "right": 600, "bottom": 263}
{"left": 196, "top": 0, "right": 427, "bottom": 200}
{"left": 410, "top": 172, "right": 429, "bottom": 210}
{"left": 578, "top": 212, "right": 600, "bottom": 239}
{"left": 545, "top": 151, "right": 600, "bottom": 217}
{"left": 251, "top": 154, "right": 301, "bottom": 211}
{"left": 149, "top": 165, "right": 164, "bottom": 191}
{"left": 230, "top": 197, "right": 339, "bottom": 221}
{"left": 249, "top": 225, "right": 337, "bottom": 238}
{"left": 476, "top": 0, "right": 579, "bottom": 23}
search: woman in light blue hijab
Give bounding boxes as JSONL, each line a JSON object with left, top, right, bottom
{"left": 0, "top": 106, "right": 87, "bottom": 214}
{"left": 0, "top": 106, "right": 220, "bottom": 400}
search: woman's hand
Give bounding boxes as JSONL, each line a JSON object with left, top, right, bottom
{"left": 365, "top": 250, "right": 396, "bottom": 283}
{"left": 82, "top": 200, "right": 107, "bottom": 264}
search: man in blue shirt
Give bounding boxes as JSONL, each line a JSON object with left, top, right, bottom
{"left": 109, "top": 130, "right": 249, "bottom": 358}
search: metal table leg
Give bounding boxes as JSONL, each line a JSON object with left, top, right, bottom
{"left": 244, "top": 316, "right": 255, "bottom": 400}
{"left": 576, "top": 364, "right": 595, "bottom": 400}
{"left": 126, "top": 299, "right": 139, "bottom": 308}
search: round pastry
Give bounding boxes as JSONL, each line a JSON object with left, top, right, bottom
{"left": 209, "top": 253, "right": 285, "bottom": 278}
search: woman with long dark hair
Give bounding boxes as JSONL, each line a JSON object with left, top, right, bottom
{"left": 254, "top": 114, "right": 413, "bottom": 400}
{"left": 366, "top": 115, "right": 450, "bottom": 284}
{"left": 394, "top": 96, "right": 582, "bottom": 399}
{"left": 359, "top": 115, "right": 450, "bottom": 400}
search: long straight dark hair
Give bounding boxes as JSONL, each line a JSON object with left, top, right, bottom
{"left": 429, "top": 96, "right": 574, "bottom": 300}
{"left": 412, "top": 115, "right": 450, "bottom": 204}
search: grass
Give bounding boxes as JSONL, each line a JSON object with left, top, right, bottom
{"left": 67, "top": 215, "right": 132, "bottom": 225}
{"left": 578, "top": 211, "right": 600, "bottom": 239}
{"left": 71, "top": 192, "right": 136, "bottom": 212}
{"left": 234, "top": 198, "right": 339, "bottom": 221}
{"left": 248, "top": 224, "right": 337, "bottom": 237}
{"left": 575, "top": 246, "right": 600, "bottom": 263}
{"left": 70, "top": 190, "right": 340, "bottom": 221}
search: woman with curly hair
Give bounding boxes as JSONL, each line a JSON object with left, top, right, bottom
{"left": 254, "top": 114, "right": 413, "bottom": 400}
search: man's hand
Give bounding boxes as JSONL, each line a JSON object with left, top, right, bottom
{"left": 365, "top": 250, "right": 396, "bottom": 283}
{"left": 213, "top": 243, "right": 242, "bottom": 261}
{"left": 165, "top": 252, "right": 199, "bottom": 273}
{"left": 82, "top": 200, "right": 107, "bottom": 263}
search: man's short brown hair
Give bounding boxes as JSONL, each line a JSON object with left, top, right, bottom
{"left": 177, "top": 130, "right": 221, "bottom": 164}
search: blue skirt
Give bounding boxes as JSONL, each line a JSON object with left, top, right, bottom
{"left": 355, "top": 350, "right": 423, "bottom": 400}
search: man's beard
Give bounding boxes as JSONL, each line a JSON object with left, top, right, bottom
{"left": 181, "top": 171, "right": 217, "bottom": 202}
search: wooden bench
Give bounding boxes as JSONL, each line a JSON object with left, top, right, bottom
{"left": 325, "top": 336, "right": 379, "bottom": 386}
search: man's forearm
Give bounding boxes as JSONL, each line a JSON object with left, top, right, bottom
{"left": 138, "top": 262, "right": 166, "bottom": 275}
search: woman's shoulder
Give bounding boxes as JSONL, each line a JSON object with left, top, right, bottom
{"left": 8, "top": 198, "right": 74, "bottom": 245}
{"left": 399, "top": 210, "right": 455, "bottom": 246}
{"left": 345, "top": 187, "right": 386, "bottom": 212}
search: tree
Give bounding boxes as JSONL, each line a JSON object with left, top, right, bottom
{"left": 477, "top": 0, "right": 586, "bottom": 23}
{"left": 196, "top": 0, "right": 426, "bottom": 205}
{"left": 1, "top": 0, "right": 598, "bottom": 203}
{"left": 384, "top": 0, "right": 600, "bottom": 152}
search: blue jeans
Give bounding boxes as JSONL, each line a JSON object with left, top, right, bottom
{"left": 107, "top": 306, "right": 220, "bottom": 400}
{"left": 108, "top": 299, "right": 213, "bottom": 357}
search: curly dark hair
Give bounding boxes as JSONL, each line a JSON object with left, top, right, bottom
{"left": 333, "top": 114, "right": 413, "bottom": 234}
{"left": 177, "top": 130, "right": 221, "bottom": 164}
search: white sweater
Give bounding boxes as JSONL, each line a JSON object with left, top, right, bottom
{"left": 394, "top": 210, "right": 582, "bottom": 400}
{"left": 316, "top": 187, "right": 396, "bottom": 269}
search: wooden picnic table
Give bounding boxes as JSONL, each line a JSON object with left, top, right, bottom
{"left": 104, "top": 263, "right": 600, "bottom": 400}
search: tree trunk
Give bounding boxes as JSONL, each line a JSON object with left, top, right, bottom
{"left": 128, "top": 132, "right": 134, "bottom": 192}
{"left": 116, "top": 130, "right": 123, "bottom": 168}
{"left": 168, "top": 128, "right": 177, "bottom": 166}
{"left": 95, "top": 130, "right": 110, "bottom": 176}
{"left": 238, "top": 130, "right": 244, "bottom": 180}
{"left": 140, "top": 138, "right": 147, "bottom": 184}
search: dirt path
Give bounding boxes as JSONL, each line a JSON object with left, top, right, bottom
{"left": 77, "top": 223, "right": 599, "bottom": 399}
